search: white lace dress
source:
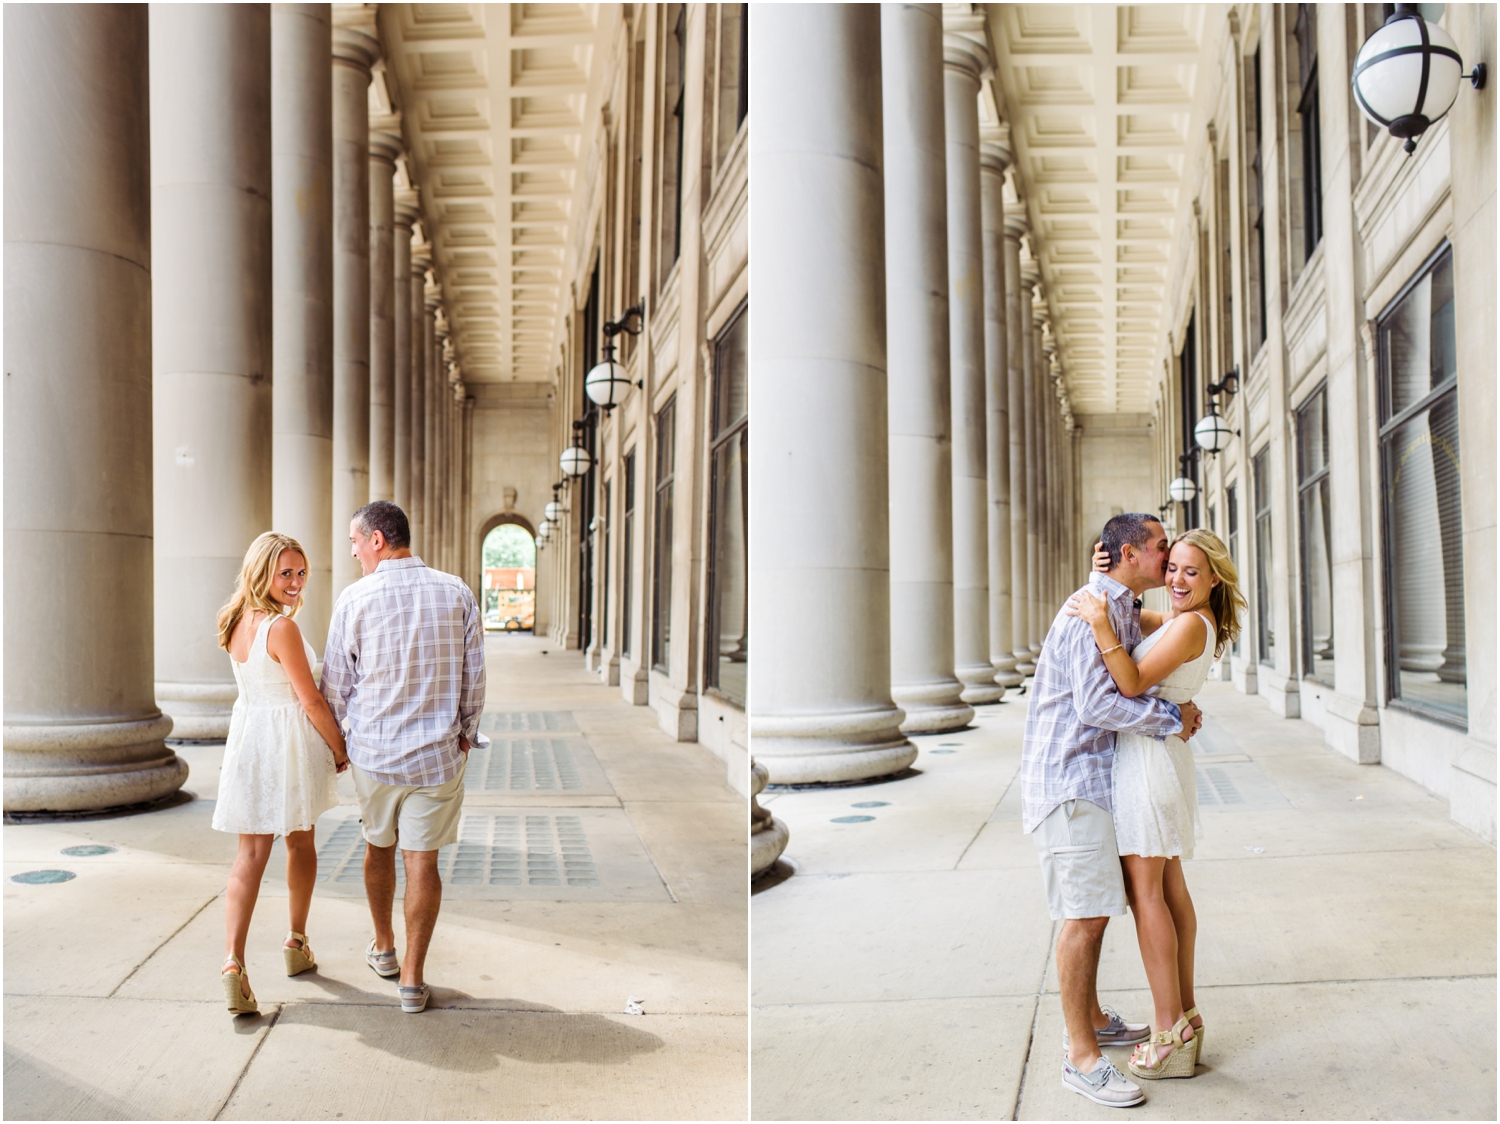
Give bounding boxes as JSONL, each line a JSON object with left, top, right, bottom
{"left": 212, "top": 615, "right": 339, "bottom": 836}
{"left": 1111, "top": 611, "right": 1216, "bottom": 860}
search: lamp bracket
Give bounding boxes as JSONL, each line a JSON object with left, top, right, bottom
{"left": 602, "top": 304, "right": 644, "bottom": 340}
{"left": 1470, "top": 62, "right": 1487, "bottom": 90}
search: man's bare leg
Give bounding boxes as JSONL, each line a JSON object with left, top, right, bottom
{"left": 1058, "top": 916, "right": 1110, "bottom": 1071}
{"left": 400, "top": 848, "right": 442, "bottom": 987}
{"left": 364, "top": 840, "right": 398, "bottom": 954}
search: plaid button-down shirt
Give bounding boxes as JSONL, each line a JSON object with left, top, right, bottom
{"left": 322, "top": 557, "right": 490, "bottom": 787}
{"left": 1020, "top": 572, "right": 1183, "bottom": 833}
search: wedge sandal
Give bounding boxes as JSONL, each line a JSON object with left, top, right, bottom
{"left": 222, "top": 955, "right": 258, "bottom": 1016}
{"left": 1183, "top": 1006, "right": 1205, "bottom": 1064}
{"left": 284, "top": 931, "right": 316, "bottom": 976}
{"left": 1128, "top": 1014, "right": 1196, "bottom": 1080}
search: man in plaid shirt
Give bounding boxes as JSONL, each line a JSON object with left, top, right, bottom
{"left": 1021, "top": 513, "right": 1202, "bottom": 1107}
{"left": 322, "top": 500, "right": 489, "bottom": 1014}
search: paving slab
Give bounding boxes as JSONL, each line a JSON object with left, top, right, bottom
{"left": 751, "top": 996, "right": 1036, "bottom": 1120}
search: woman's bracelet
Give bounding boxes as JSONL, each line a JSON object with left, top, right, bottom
{"left": 1099, "top": 643, "right": 1123, "bottom": 657}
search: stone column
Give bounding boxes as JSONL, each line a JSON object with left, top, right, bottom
{"left": 462, "top": 394, "right": 475, "bottom": 587}
{"left": 943, "top": 19, "right": 1001, "bottom": 705}
{"left": 1003, "top": 209, "right": 1033, "bottom": 675}
{"left": 981, "top": 136, "right": 1021, "bottom": 689}
{"left": 1025, "top": 269, "right": 1045, "bottom": 660}
{"left": 331, "top": 26, "right": 376, "bottom": 596}
{"left": 750, "top": 3, "right": 915, "bottom": 782}
{"left": 151, "top": 5, "right": 273, "bottom": 740}
{"left": 4, "top": 5, "right": 188, "bottom": 811}
{"left": 880, "top": 3, "right": 971, "bottom": 734}
{"left": 367, "top": 123, "right": 400, "bottom": 503}
{"left": 393, "top": 192, "right": 418, "bottom": 513}
{"left": 408, "top": 244, "right": 431, "bottom": 549}
{"left": 271, "top": 2, "right": 333, "bottom": 652}
{"left": 421, "top": 277, "right": 441, "bottom": 560}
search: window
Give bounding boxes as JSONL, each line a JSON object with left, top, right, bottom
{"left": 1253, "top": 447, "right": 1275, "bottom": 666}
{"left": 659, "top": 4, "right": 686, "bottom": 281}
{"left": 705, "top": 304, "right": 748, "bottom": 705}
{"left": 1227, "top": 483, "right": 1241, "bottom": 655}
{"left": 622, "top": 450, "right": 636, "bottom": 659}
{"left": 1248, "top": 47, "right": 1268, "bottom": 354}
{"left": 1297, "top": 386, "right": 1334, "bottom": 682}
{"left": 1294, "top": 4, "right": 1323, "bottom": 260}
{"left": 1379, "top": 245, "right": 1465, "bottom": 724}
{"left": 1179, "top": 314, "right": 1200, "bottom": 529}
{"left": 651, "top": 397, "right": 676, "bottom": 672}
{"left": 713, "top": 4, "right": 748, "bottom": 170}
{"left": 601, "top": 480, "right": 611, "bottom": 650}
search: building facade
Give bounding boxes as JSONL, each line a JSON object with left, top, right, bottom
{"left": 750, "top": 2, "right": 1494, "bottom": 845}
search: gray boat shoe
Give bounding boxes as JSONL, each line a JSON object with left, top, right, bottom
{"left": 366, "top": 939, "right": 400, "bottom": 979}
{"left": 399, "top": 982, "right": 430, "bottom": 1014}
{"left": 1061, "top": 1054, "right": 1145, "bottom": 1108}
{"left": 1062, "top": 1005, "right": 1151, "bottom": 1049}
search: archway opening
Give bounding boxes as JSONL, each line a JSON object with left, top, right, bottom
{"left": 481, "top": 523, "right": 536, "bottom": 633}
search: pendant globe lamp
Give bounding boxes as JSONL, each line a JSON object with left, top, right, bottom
{"left": 560, "top": 420, "right": 593, "bottom": 477}
{"left": 1353, "top": 4, "right": 1486, "bottom": 156}
{"left": 585, "top": 303, "right": 643, "bottom": 413}
{"left": 1194, "top": 405, "right": 1233, "bottom": 454}
{"left": 544, "top": 483, "right": 565, "bottom": 525}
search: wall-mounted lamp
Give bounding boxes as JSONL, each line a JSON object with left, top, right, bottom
{"left": 544, "top": 483, "right": 565, "bottom": 525}
{"left": 560, "top": 418, "right": 594, "bottom": 477}
{"left": 1168, "top": 451, "right": 1200, "bottom": 504}
{"left": 1353, "top": 4, "right": 1486, "bottom": 156}
{"left": 584, "top": 303, "right": 643, "bottom": 412}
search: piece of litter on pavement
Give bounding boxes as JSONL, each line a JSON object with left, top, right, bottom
{"left": 624, "top": 996, "right": 645, "bottom": 1015}
{"left": 1355, "top": 795, "right": 1364, "bottom": 800}
{"left": 1243, "top": 845, "right": 1264, "bottom": 853}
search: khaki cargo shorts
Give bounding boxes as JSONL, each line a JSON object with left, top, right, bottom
{"left": 352, "top": 756, "right": 467, "bottom": 852}
{"left": 1032, "top": 798, "right": 1128, "bottom": 920}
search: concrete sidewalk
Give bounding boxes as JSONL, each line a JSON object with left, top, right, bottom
{"left": 752, "top": 680, "right": 1496, "bottom": 1120}
{"left": 4, "top": 634, "right": 747, "bottom": 1121}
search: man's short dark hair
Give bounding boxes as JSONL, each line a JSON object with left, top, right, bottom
{"left": 1100, "top": 512, "right": 1162, "bottom": 569}
{"left": 352, "top": 500, "right": 410, "bottom": 549}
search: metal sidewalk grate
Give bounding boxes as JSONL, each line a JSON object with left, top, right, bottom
{"left": 1195, "top": 761, "right": 1292, "bottom": 811}
{"left": 468, "top": 738, "right": 586, "bottom": 792}
{"left": 480, "top": 711, "right": 578, "bottom": 734}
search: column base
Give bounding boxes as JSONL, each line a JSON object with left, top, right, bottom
{"left": 750, "top": 761, "right": 790, "bottom": 876}
{"left": 993, "top": 656, "right": 1024, "bottom": 688}
{"left": 893, "top": 680, "right": 974, "bottom": 734}
{"left": 754, "top": 706, "right": 915, "bottom": 785}
{"left": 648, "top": 670, "right": 698, "bottom": 742}
{"left": 156, "top": 681, "right": 237, "bottom": 741}
{"left": 1320, "top": 690, "right": 1381, "bottom": 764}
{"left": 956, "top": 663, "right": 1004, "bottom": 705}
{"left": 1014, "top": 649, "right": 1036, "bottom": 676}
{"left": 4, "top": 714, "right": 188, "bottom": 813}
{"left": 1256, "top": 666, "right": 1301, "bottom": 718}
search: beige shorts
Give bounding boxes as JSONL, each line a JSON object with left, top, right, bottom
{"left": 1032, "top": 798, "right": 1128, "bottom": 920}
{"left": 352, "top": 757, "right": 466, "bottom": 852}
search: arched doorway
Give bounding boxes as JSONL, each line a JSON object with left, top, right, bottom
{"left": 480, "top": 518, "right": 537, "bottom": 633}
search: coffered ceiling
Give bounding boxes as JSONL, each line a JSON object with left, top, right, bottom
{"left": 376, "top": 3, "right": 619, "bottom": 384}
{"left": 986, "top": 4, "right": 1224, "bottom": 414}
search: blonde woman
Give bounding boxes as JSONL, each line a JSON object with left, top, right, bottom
{"left": 1067, "top": 529, "right": 1246, "bottom": 1080}
{"left": 213, "top": 532, "right": 348, "bottom": 1015}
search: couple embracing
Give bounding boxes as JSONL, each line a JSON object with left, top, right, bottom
{"left": 209, "top": 501, "right": 488, "bottom": 1017}
{"left": 1022, "top": 512, "right": 1247, "bottom": 1108}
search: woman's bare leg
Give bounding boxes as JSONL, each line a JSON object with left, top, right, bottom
{"left": 1161, "top": 857, "right": 1200, "bottom": 1032}
{"left": 1121, "top": 853, "right": 1190, "bottom": 1061}
{"left": 284, "top": 829, "right": 317, "bottom": 947}
{"left": 225, "top": 834, "right": 275, "bottom": 994}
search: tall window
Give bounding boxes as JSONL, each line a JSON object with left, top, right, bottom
{"left": 651, "top": 397, "right": 676, "bottom": 672}
{"left": 1253, "top": 447, "right": 1275, "bottom": 666}
{"left": 1227, "top": 483, "right": 1241, "bottom": 655}
{"left": 705, "top": 305, "right": 748, "bottom": 705}
{"left": 1379, "top": 245, "right": 1465, "bottom": 724}
{"left": 577, "top": 265, "right": 600, "bottom": 649}
{"left": 714, "top": 4, "right": 748, "bottom": 170}
{"left": 601, "top": 480, "right": 612, "bottom": 650}
{"left": 622, "top": 450, "right": 636, "bottom": 659}
{"left": 1298, "top": 386, "right": 1334, "bottom": 682}
{"left": 1294, "top": 4, "right": 1323, "bottom": 260}
{"left": 1179, "top": 314, "right": 1200, "bottom": 529}
{"left": 1248, "top": 47, "right": 1268, "bottom": 354}
{"left": 659, "top": 4, "right": 686, "bottom": 280}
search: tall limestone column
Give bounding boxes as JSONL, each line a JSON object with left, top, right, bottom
{"left": 981, "top": 136, "right": 1021, "bottom": 689}
{"left": 367, "top": 123, "right": 400, "bottom": 503}
{"left": 331, "top": 25, "right": 377, "bottom": 596}
{"left": 1004, "top": 208, "right": 1033, "bottom": 675}
{"left": 1027, "top": 281, "right": 1046, "bottom": 659}
{"left": 393, "top": 192, "right": 418, "bottom": 513}
{"left": 880, "top": 3, "right": 972, "bottom": 734}
{"left": 5, "top": 5, "right": 188, "bottom": 811}
{"left": 409, "top": 247, "right": 430, "bottom": 552}
{"left": 151, "top": 4, "right": 273, "bottom": 740}
{"left": 420, "top": 273, "right": 440, "bottom": 560}
{"left": 943, "top": 17, "right": 1002, "bottom": 705}
{"left": 750, "top": 3, "right": 915, "bottom": 782}
{"left": 271, "top": 2, "right": 333, "bottom": 651}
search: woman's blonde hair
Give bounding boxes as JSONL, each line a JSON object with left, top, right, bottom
{"left": 216, "top": 532, "right": 307, "bottom": 651}
{"left": 1172, "top": 528, "right": 1246, "bottom": 659}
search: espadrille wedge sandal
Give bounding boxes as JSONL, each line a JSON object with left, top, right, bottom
{"left": 284, "top": 931, "right": 316, "bottom": 976}
{"left": 1183, "top": 1006, "right": 1205, "bottom": 1064}
{"left": 222, "top": 955, "right": 258, "bottom": 1016}
{"left": 1128, "top": 1015, "right": 1196, "bottom": 1080}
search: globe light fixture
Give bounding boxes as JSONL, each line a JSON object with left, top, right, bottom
{"left": 1168, "top": 474, "right": 1199, "bottom": 504}
{"left": 1194, "top": 407, "right": 1234, "bottom": 453}
{"left": 584, "top": 303, "right": 644, "bottom": 413}
{"left": 1352, "top": 4, "right": 1485, "bottom": 156}
{"left": 544, "top": 482, "right": 564, "bottom": 525}
{"left": 559, "top": 442, "right": 593, "bottom": 477}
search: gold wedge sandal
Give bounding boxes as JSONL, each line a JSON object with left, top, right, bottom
{"left": 1183, "top": 1006, "right": 1205, "bottom": 1064}
{"left": 1127, "top": 1014, "right": 1196, "bottom": 1080}
{"left": 283, "top": 931, "right": 316, "bottom": 976}
{"left": 222, "top": 955, "right": 258, "bottom": 1015}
